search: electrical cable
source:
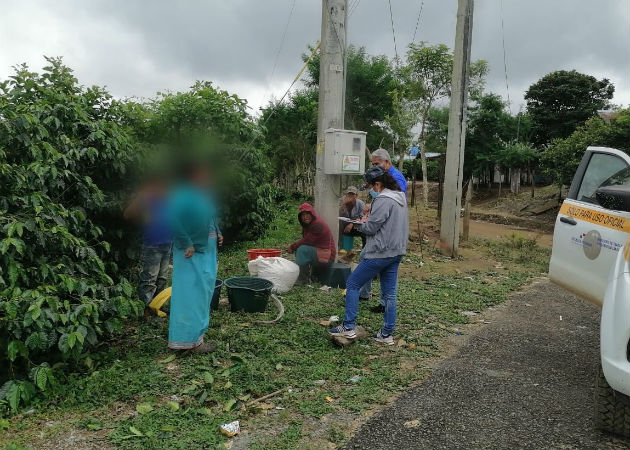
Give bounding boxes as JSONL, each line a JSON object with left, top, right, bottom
{"left": 266, "top": 0, "right": 297, "bottom": 100}
{"left": 387, "top": 0, "right": 399, "bottom": 63}
{"left": 411, "top": 0, "right": 425, "bottom": 44}
{"left": 499, "top": 0, "right": 511, "bottom": 113}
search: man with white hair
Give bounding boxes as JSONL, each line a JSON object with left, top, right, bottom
{"left": 360, "top": 149, "right": 408, "bottom": 313}
{"left": 370, "top": 148, "right": 407, "bottom": 193}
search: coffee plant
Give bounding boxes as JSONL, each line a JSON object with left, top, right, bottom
{"left": 0, "top": 58, "right": 144, "bottom": 411}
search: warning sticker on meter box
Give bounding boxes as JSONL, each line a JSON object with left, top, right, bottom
{"left": 342, "top": 155, "right": 360, "bottom": 172}
{"left": 560, "top": 203, "right": 630, "bottom": 232}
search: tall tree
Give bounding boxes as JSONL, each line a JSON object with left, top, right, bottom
{"left": 464, "top": 93, "right": 516, "bottom": 185}
{"left": 404, "top": 42, "right": 488, "bottom": 207}
{"left": 305, "top": 45, "right": 399, "bottom": 150}
{"left": 525, "top": 70, "right": 614, "bottom": 147}
{"left": 260, "top": 89, "right": 318, "bottom": 193}
{"left": 541, "top": 109, "right": 630, "bottom": 189}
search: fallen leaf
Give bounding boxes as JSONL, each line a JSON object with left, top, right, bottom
{"left": 397, "top": 339, "right": 407, "bottom": 347}
{"left": 224, "top": 381, "right": 233, "bottom": 390}
{"left": 159, "top": 354, "right": 176, "bottom": 364}
{"left": 409, "top": 343, "right": 416, "bottom": 349}
{"left": 239, "top": 323, "right": 250, "bottom": 327}
{"left": 129, "top": 426, "right": 143, "bottom": 436}
{"left": 203, "top": 372, "right": 214, "bottom": 384}
{"left": 325, "top": 396, "right": 334, "bottom": 403}
{"left": 224, "top": 398, "right": 237, "bottom": 411}
{"left": 238, "top": 393, "right": 251, "bottom": 402}
{"left": 367, "top": 355, "right": 378, "bottom": 360}
{"left": 166, "top": 401, "right": 179, "bottom": 412}
{"left": 135, "top": 403, "right": 153, "bottom": 414}
{"left": 275, "top": 363, "right": 283, "bottom": 371}
{"left": 403, "top": 419, "right": 421, "bottom": 428}
{"left": 319, "top": 320, "right": 331, "bottom": 327}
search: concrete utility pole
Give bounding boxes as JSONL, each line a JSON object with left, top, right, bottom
{"left": 315, "top": 0, "right": 347, "bottom": 250}
{"left": 440, "top": 0, "right": 474, "bottom": 257}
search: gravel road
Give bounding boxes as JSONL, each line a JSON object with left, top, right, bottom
{"left": 345, "top": 279, "right": 629, "bottom": 450}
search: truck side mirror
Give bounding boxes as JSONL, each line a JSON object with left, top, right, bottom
{"left": 595, "top": 185, "right": 630, "bottom": 212}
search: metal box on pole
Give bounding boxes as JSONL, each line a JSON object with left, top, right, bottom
{"left": 323, "top": 128, "right": 367, "bottom": 175}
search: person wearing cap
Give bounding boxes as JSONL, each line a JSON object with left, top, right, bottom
{"left": 329, "top": 165, "right": 409, "bottom": 345}
{"left": 339, "top": 185, "right": 366, "bottom": 249}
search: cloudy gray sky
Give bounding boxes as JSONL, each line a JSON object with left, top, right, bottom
{"left": 2, "top": 0, "right": 628, "bottom": 115}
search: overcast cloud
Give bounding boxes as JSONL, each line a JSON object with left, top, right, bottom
{"left": 1, "top": 0, "right": 628, "bottom": 115}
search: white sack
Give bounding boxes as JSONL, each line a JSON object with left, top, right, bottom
{"left": 247, "top": 256, "right": 300, "bottom": 293}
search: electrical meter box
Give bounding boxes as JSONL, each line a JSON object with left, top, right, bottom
{"left": 323, "top": 128, "right": 367, "bottom": 175}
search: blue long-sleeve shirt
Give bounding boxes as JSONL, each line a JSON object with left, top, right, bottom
{"left": 387, "top": 165, "right": 407, "bottom": 193}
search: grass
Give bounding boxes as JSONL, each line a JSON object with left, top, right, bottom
{"left": 0, "top": 201, "right": 551, "bottom": 450}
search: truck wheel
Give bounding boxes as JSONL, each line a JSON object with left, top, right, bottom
{"left": 595, "top": 365, "right": 630, "bottom": 438}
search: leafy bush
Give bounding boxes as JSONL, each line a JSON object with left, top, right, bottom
{"left": 140, "top": 82, "right": 275, "bottom": 243}
{"left": 541, "top": 109, "right": 630, "bottom": 187}
{"left": 0, "top": 58, "right": 143, "bottom": 411}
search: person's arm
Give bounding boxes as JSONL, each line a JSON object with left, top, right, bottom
{"left": 357, "top": 199, "right": 391, "bottom": 236}
{"left": 351, "top": 199, "right": 365, "bottom": 220}
{"left": 289, "top": 223, "right": 325, "bottom": 251}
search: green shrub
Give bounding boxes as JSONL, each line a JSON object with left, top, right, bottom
{"left": 0, "top": 58, "right": 143, "bottom": 411}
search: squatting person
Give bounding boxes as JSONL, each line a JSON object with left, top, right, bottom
{"left": 287, "top": 203, "right": 336, "bottom": 284}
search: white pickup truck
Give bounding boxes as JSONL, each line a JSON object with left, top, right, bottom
{"left": 550, "top": 146, "right": 630, "bottom": 437}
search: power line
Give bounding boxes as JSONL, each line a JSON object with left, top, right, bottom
{"left": 499, "top": 0, "right": 511, "bottom": 113}
{"left": 268, "top": 0, "right": 297, "bottom": 89}
{"left": 387, "top": 0, "right": 399, "bottom": 63}
{"left": 349, "top": 0, "right": 361, "bottom": 17}
{"left": 411, "top": 0, "right": 425, "bottom": 44}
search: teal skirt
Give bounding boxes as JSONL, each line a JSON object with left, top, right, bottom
{"left": 168, "top": 238, "right": 217, "bottom": 349}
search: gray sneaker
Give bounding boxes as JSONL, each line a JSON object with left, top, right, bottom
{"left": 372, "top": 331, "right": 394, "bottom": 345}
{"left": 328, "top": 324, "right": 357, "bottom": 339}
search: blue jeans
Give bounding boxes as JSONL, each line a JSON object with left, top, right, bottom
{"left": 139, "top": 244, "right": 172, "bottom": 305}
{"left": 343, "top": 255, "right": 402, "bottom": 335}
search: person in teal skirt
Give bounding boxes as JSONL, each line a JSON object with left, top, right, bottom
{"left": 167, "top": 164, "right": 218, "bottom": 353}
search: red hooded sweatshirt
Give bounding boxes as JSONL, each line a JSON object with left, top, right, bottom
{"left": 289, "top": 203, "right": 336, "bottom": 264}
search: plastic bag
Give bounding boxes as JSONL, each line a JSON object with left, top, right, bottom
{"left": 248, "top": 256, "right": 300, "bottom": 293}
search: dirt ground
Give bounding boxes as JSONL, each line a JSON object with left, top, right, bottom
{"left": 345, "top": 280, "right": 629, "bottom": 450}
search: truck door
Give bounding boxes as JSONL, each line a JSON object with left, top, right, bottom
{"left": 550, "top": 147, "right": 630, "bottom": 306}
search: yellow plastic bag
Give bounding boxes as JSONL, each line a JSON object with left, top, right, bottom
{"left": 148, "top": 287, "right": 171, "bottom": 317}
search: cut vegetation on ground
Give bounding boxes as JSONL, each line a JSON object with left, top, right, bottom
{"left": 0, "top": 201, "right": 551, "bottom": 450}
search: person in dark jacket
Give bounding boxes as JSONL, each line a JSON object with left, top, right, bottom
{"left": 287, "top": 203, "right": 336, "bottom": 284}
{"left": 329, "top": 166, "right": 409, "bottom": 345}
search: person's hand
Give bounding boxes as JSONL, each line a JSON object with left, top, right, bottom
{"left": 344, "top": 223, "right": 353, "bottom": 233}
{"left": 184, "top": 246, "right": 195, "bottom": 258}
{"left": 363, "top": 204, "right": 371, "bottom": 215}
{"left": 286, "top": 246, "right": 294, "bottom": 254}
{"left": 218, "top": 234, "right": 224, "bottom": 247}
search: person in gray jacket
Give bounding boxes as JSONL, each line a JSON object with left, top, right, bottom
{"left": 329, "top": 165, "right": 409, "bottom": 345}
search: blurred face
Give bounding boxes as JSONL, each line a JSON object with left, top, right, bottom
{"left": 189, "top": 167, "right": 209, "bottom": 186}
{"left": 372, "top": 181, "right": 385, "bottom": 193}
{"left": 371, "top": 156, "right": 391, "bottom": 171}
{"left": 345, "top": 192, "right": 357, "bottom": 204}
{"left": 300, "top": 212, "right": 313, "bottom": 224}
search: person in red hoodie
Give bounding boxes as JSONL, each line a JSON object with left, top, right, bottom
{"left": 287, "top": 203, "right": 336, "bottom": 284}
